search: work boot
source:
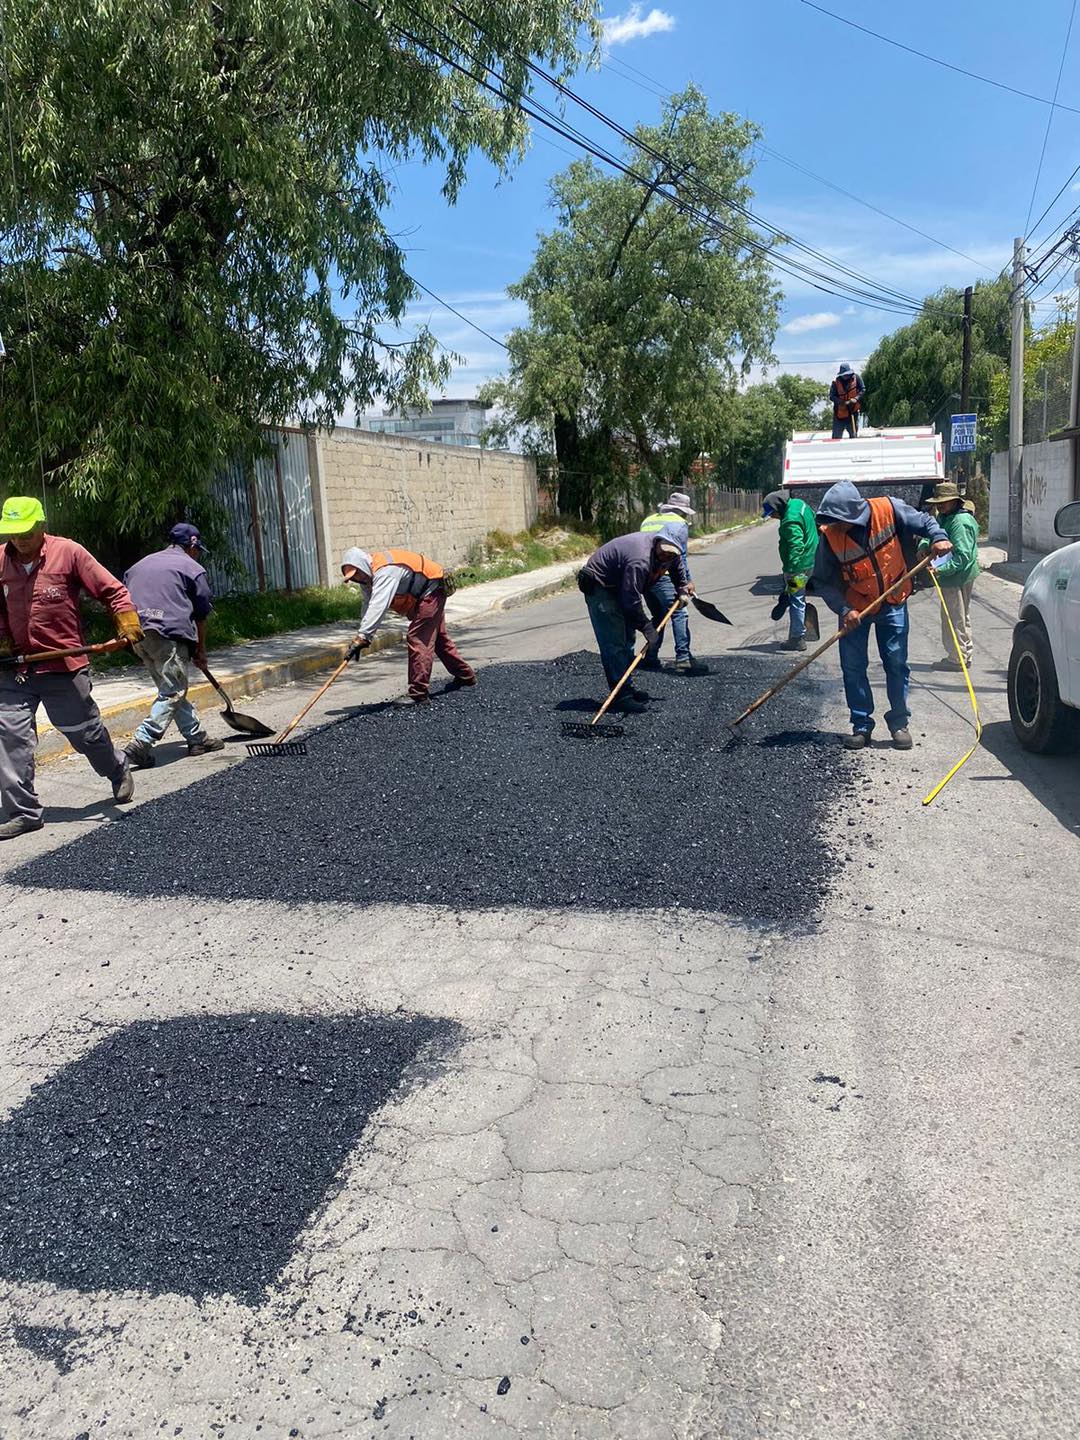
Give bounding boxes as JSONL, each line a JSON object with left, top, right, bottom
{"left": 187, "top": 736, "right": 225, "bottom": 757}
{"left": 626, "top": 686, "right": 651, "bottom": 702}
{"left": 842, "top": 731, "right": 871, "bottom": 750}
{"left": 124, "top": 737, "right": 156, "bottom": 769}
{"left": 0, "top": 816, "right": 44, "bottom": 841}
{"left": 890, "top": 727, "right": 913, "bottom": 751}
{"left": 613, "top": 694, "right": 648, "bottom": 715}
{"left": 674, "top": 656, "right": 711, "bottom": 675}
{"left": 932, "top": 657, "right": 964, "bottom": 672}
{"left": 782, "top": 637, "right": 807, "bottom": 652}
{"left": 392, "top": 694, "right": 429, "bottom": 708}
{"left": 112, "top": 762, "right": 135, "bottom": 804}
{"left": 638, "top": 655, "right": 663, "bottom": 673}
{"left": 446, "top": 674, "right": 477, "bottom": 690}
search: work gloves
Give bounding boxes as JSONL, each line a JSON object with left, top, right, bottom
{"left": 640, "top": 621, "right": 660, "bottom": 651}
{"left": 346, "top": 633, "right": 371, "bottom": 662}
{"left": 114, "top": 611, "right": 144, "bottom": 645}
{"left": 784, "top": 573, "right": 808, "bottom": 596}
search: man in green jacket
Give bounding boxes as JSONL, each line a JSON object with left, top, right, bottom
{"left": 762, "top": 490, "right": 819, "bottom": 651}
{"left": 921, "top": 480, "right": 980, "bottom": 669}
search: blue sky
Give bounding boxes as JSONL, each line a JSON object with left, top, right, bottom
{"left": 367, "top": 0, "right": 1080, "bottom": 414}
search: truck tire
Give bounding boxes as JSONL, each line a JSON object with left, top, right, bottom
{"left": 1008, "top": 621, "right": 1080, "bottom": 754}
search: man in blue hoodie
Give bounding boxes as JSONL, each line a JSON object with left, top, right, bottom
{"left": 811, "top": 481, "right": 951, "bottom": 750}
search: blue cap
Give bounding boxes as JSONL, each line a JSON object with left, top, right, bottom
{"left": 169, "top": 522, "right": 208, "bottom": 553}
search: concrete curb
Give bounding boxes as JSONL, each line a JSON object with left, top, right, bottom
{"left": 38, "top": 518, "right": 761, "bottom": 763}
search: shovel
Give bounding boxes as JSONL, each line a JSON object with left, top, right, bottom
{"left": 197, "top": 664, "right": 274, "bottom": 738}
{"left": 690, "top": 595, "right": 733, "bottom": 625}
{"left": 768, "top": 590, "right": 819, "bottom": 642}
{"left": 726, "top": 555, "right": 934, "bottom": 741}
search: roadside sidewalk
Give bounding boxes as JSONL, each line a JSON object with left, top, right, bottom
{"left": 40, "top": 521, "right": 758, "bottom": 760}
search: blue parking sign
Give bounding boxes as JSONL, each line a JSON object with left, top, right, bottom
{"left": 951, "top": 413, "right": 977, "bottom": 452}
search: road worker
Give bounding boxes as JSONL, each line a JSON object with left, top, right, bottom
{"left": 921, "top": 480, "right": 980, "bottom": 670}
{"left": 762, "top": 489, "right": 819, "bottom": 652}
{"left": 340, "top": 547, "right": 475, "bottom": 707}
{"left": 0, "top": 496, "right": 143, "bottom": 838}
{"left": 811, "top": 480, "right": 951, "bottom": 751}
{"left": 123, "top": 522, "right": 224, "bottom": 767}
{"left": 829, "top": 363, "right": 865, "bottom": 439}
{"left": 639, "top": 490, "right": 709, "bottom": 675}
{"left": 577, "top": 532, "right": 688, "bottom": 713}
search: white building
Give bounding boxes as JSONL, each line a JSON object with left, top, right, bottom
{"left": 360, "top": 398, "right": 490, "bottom": 448}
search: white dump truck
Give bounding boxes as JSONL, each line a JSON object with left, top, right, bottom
{"left": 782, "top": 425, "right": 945, "bottom": 507}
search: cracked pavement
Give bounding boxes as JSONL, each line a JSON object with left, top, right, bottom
{"left": 1, "top": 525, "right": 1079, "bottom": 1438}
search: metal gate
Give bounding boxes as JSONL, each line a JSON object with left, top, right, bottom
{"left": 206, "top": 429, "right": 320, "bottom": 594}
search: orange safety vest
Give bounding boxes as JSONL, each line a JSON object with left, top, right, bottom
{"left": 822, "top": 496, "right": 910, "bottom": 612}
{"left": 833, "top": 372, "right": 861, "bottom": 419}
{"left": 370, "top": 548, "right": 445, "bottom": 616}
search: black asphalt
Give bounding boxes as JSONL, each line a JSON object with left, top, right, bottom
{"left": 13, "top": 650, "right": 853, "bottom": 924}
{"left": 0, "top": 1012, "right": 460, "bottom": 1301}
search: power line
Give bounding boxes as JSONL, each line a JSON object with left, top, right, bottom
{"left": 1023, "top": 0, "right": 1078, "bottom": 237}
{"left": 800, "top": 0, "right": 1080, "bottom": 116}
{"left": 406, "top": 275, "right": 509, "bottom": 349}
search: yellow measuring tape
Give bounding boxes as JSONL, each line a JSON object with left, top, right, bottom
{"left": 921, "top": 568, "right": 982, "bottom": 806}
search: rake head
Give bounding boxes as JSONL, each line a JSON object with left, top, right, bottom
{"left": 560, "top": 720, "right": 627, "bottom": 740}
{"left": 245, "top": 739, "right": 308, "bottom": 757}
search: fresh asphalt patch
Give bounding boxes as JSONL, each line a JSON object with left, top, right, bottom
{"left": 12, "top": 650, "right": 854, "bottom": 925}
{"left": 0, "top": 1011, "right": 460, "bottom": 1302}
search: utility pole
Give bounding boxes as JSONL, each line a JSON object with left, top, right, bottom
{"left": 958, "top": 284, "right": 973, "bottom": 492}
{"left": 1008, "top": 238, "right": 1026, "bottom": 564}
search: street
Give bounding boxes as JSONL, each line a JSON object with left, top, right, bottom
{"left": 2, "top": 521, "right": 1079, "bottom": 1439}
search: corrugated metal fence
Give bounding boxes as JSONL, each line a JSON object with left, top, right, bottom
{"left": 206, "top": 429, "right": 321, "bottom": 595}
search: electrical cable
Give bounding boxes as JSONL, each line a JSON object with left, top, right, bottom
{"left": 800, "top": 0, "right": 1080, "bottom": 116}
{"left": 406, "top": 275, "right": 509, "bottom": 349}
{"left": 1022, "top": 0, "right": 1078, "bottom": 238}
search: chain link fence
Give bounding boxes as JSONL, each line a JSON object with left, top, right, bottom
{"left": 1025, "top": 352, "right": 1073, "bottom": 444}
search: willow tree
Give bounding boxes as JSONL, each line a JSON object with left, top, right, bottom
{"left": 0, "top": 0, "right": 597, "bottom": 540}
{"left": 481, "top": 86, "right": 780, "bottom": 524}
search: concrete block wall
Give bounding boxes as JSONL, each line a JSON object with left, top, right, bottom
{"left": 314, "top": 426, "right": 539, "bottom": 578}
{"left": 989, "top": 440, "right": 1071, "bottom": 552}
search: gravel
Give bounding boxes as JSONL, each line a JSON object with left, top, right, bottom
{"left": 0, "top": 1011, "right": 459, "bottom": 1301}
{"left": 13, "top": 650, "right": 853, "bottom": 924}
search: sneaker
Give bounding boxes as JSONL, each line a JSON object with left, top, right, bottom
{"left": 638, "top": 656, "right": 663, "bottom": 672}
{"left": 931, "top": 657, "right": 963, "bottom": 671}
{"left": 0, "top": 816, "right": 44, "bottom": 841}
{"left": 782, "top": 637, "right": 807, "bottom": 652}
{"left": 626, "top": 686, "right": 651, "bottom": 702}
{"left": 124, "top": 738, "right": 156, "bottom": 769}
{"left": 187, "top": 736, "right": 225, "bottom": 756}
{"left": 890, "top": 727, "right": 913, "bottom": 751}
{"left": 674, "top": 656, "right": 711, "bottom": 674}
{"left": 842, "top": 731, "right": 871, "bottom": 750}
{"left": 613, "top": 694, "right": 648, "bottom": 714}
{"left": 112, "top": 763, "right": 135, "bottom": 803}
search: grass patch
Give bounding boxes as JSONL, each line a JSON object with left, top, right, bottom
{"left": 451, "top": 522, "right": 598, "bottom": 588}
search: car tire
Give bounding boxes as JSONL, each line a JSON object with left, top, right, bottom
{"left": 1008, "top": 621, "right": 1080, "bottom": 754}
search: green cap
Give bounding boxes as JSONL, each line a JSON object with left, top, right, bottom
{"left": 0, "top": 496, "right": 45, "bottom": 536}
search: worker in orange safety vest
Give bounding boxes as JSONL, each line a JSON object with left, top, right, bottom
{"left": 829, "top": 363, "right": 865, "bottom": 439}
{"left": 340, "top": 546, "right": 476, "bottom": 707}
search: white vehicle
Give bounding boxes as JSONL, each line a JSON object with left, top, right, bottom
{"left": 783, "top": 425, "right": 945, "bottom": 497}
{"left": 1008, "top": 501, "right": 1080, "bottom": 753}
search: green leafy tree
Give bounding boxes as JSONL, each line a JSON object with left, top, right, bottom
{"left": 861, "top": 277, "right": 1011, "bottom": 450}
{"left": 0, "top": 0, "right": 597, "bottom": 544}
{"left": 713, "top": 372, "right": 826, "bottom": 491}
{"left": 480, "top": 86, "right": 780, "bottom": 528}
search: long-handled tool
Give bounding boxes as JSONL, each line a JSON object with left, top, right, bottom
{"left": 197, "top": 664, "right": 274, "bottom": 738}
{"left": 725, "top": 554, "right": 935, "bottom": 740}
{"left": 690, "top": 595, "right": 733, "bottom": 625}
{"left": 246, "top": 658, "right": 350, "bottom": 757}
{"left": 0, "top": 639, "right": 130, "bottom": 666}
{"left": 562, "top": 597, "right": 681, "bottom": 740}
{"left": 769, "top": 589, "right": 819, "bottom": 641}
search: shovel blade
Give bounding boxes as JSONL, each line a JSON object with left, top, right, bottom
{"left": 691, "top": 596, "right": 733, "bottom": 625}
{"left": 220, "top": 707, "right": 275, "bottom": 738}
{"left": 804, "top": 603, "right": 821, "bottom": 643}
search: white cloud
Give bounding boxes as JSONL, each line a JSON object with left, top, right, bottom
{"left": 601, "top": 5, "right": 676, "bottom": 47}
{"left": 782, "top": 311, "right": 841, "bottom": 335}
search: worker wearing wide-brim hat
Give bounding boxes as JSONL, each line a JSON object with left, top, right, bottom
{"left": 0, "top": 496, "right": 145, "bottom": 838}
{"left": 920, "top": 480, "right": 980, "bottom": 671}
{"left": 639, "top": 491, "right": 709, "bottom": 675}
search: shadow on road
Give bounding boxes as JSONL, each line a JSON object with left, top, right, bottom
{"left": 976, "top": 719, "right": 1080, "bottom": 836}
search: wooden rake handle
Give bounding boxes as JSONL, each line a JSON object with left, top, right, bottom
{"left": 273, "top": 658, "right": 351, "bottom": 745}
{"left": 728, "top": 554, "right": 935, "bottom": 731}
{"left": 590, "top": 596, "right": 682, "bottom": 728}
{"left": 0, "top": 638, "right": 130, "bottom": 665}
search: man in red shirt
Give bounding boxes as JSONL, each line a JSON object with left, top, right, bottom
{"left": 0, "top": 496, "right": 144, "bottom": 838}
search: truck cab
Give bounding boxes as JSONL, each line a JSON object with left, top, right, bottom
{"left": 1008, "top": 501, "right": 1080, "bottom": 753}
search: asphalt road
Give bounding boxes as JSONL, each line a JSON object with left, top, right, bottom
{"left": 1, "top": 522, "right": 1079, "bottom": 1439}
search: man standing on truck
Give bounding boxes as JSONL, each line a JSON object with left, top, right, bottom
{"left": 829, "top": 363, "right": 864, "bottom": 439}
{"left": 762, "top": 490, "right": 819, "bottom": 651}
{"left": 811, "top": 480, "right": 951, "bottom": 750}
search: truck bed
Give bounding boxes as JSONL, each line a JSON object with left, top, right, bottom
{"left": 783, "top": 426, "right": 944, "bottom": 493}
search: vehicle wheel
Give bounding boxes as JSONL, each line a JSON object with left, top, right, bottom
{"left": 1008, "top": 622, "right": 1080, "bottom": 754}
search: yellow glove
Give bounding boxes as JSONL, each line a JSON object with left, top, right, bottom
{"left": 114, "top": 610, "right": 144, "bottom": 645}
{"left": 0, "top": 635, "right": 13, "bottom": 659}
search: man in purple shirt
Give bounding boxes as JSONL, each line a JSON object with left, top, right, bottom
{"left": 123, "top": 523, "right": 224, "bottom": 767}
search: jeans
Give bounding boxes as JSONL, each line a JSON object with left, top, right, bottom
{"left": 646, "top": 574, "right": 691, "bottom": 661}
{"left": 0, "top": 668, "right": 125, "bottom": 821}
{"left": 584, "top": 586, "right": 636, "bottom": 688}
{"left": 133, "top": 631, "right": 207, "bottom": 747}
{"left": 831, "top": 414, "right": 857, "bottom": 439}
{"left": 838, "top": 602, "right": 910, "bottom": 734}
{"left": 406, "top": 589, "right": 474, "bottom": 699}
